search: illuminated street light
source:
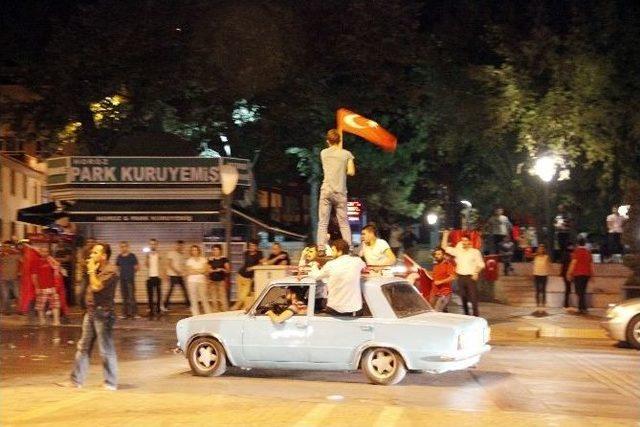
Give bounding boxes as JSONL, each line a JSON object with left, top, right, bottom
{"left": 426, "top": 213, "right": 438, "bottom": 225}
{"left": 534, "top": 156, "right": 557, "bottom": 183}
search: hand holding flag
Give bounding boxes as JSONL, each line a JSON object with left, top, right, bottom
{"left": 336, "top": 108, "right": 397, "bottom": 152}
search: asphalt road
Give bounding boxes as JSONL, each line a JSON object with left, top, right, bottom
{"left": 1, "top": 322, "right": 638, "bottom": 426}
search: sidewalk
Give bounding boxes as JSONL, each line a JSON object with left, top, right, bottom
{"left": 0, "top": 302, "right": 610, "bottom": 341}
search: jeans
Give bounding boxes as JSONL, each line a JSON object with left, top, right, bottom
{"left": 317, "top": 188, "right": 351, "bottom": 248}
{"left": 186, "top": 275, "right": 210, "bottom": 316}
{"left": 71, "top": 309, "right": 118, "bottom": 387}
{"left": 533, "top": 275, "right": 548, "bottom": 307}
{"left": 165, "top": 276, "right": 190, "bottom": 307}
{"left": 457, "top": 275, "right": 479, "bottom": 316}
{"left": 0, "top": 279, "right": 19, "bottom": 313}
{"left": 120, "top": 275, "right": 137, "bottom": 317}
{"left": 573, "top": 276, "right": 589, "bottom": 312}
{"left": 146, "top": 277, "right": 161, "bottom": 316}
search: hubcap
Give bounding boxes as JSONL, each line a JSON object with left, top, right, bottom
{"left": 633, "top": 321, "right": 640, "bottom": 343}
{"left": 195, "top": 343, "right": 217, "bottom": 369}
{"left": 369, "top": 349, "right": 396, "bottom": 378}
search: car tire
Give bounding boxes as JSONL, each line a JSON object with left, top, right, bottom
{"left": 188, "top": 337, "right": 227, "bottom": 377}
{"left": 361, "top": 347, "right": 407, "bottom": 385}
{"left": 626, "top": 314, "right": 640, "bottom": 350}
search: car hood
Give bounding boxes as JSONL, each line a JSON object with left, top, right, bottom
{"left": 402, "top": 312, "right": 487, "bottom": 330}
{"left": 615, "top": 298, "right": 640, "bottom": 310}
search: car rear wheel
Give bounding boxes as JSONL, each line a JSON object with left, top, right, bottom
{"left": 626, "top": 314, "right": 640, "bottom": 350}
{"left": 361, "top": 347, "right": 407, "bottom": 385}
{"left": 188, "top": 337, "right": 227, "bottom": 376}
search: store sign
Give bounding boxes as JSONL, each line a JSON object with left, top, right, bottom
{"left": 46, "top": 157, "right": 251, "bottom": 187}
{"left": 70, "top": 214, "right": 219, "bottom": 223}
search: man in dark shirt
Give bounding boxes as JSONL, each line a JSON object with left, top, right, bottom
{"left": 262, "top": 242, "right": 290, "bottom": 266}
{"left": 57, "top": 242, "right": 119, "bottom": 390}
{"left": 231, "top": 239, "right": 262, "bottom": 310}
{"left": 115, "top": 241, "right": 139, "bottom": 319}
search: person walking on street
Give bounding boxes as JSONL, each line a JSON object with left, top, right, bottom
{"left": 164, "top": 240, "right": 189, "bottom": 310}
{"left": 115, "top": 241, "right": 139, "bottom": 319}
{"left": 0, "top": 243, "right": 21, "bottom": 314}
{"left": 144, "top": 239, "right": 163, "bottom": 320}
{"left": 441, "top": 230, "right": 485, "bottom": 317}
{"left": 207, "top": 245, "right": 229, "bottom": 312}
{"left": 185, "top": 245, "right": 211, "bottom": 316}
{"left": 487, "top": 208, "right": 512, "bottom": 254}
{"left": 317, "top": 129, "right": 356, "bottom": 250}
{"left": 429, "top": 248, "right": 455, "bottom": 312}
{"left": 566, "top": 237, "right": 594, "bottom": 315}
{"left": 532, "top": 244, "right": 551, "bottom": 316}
{"left": 231, "top": 240, "right": 262, "bottom": 310}
{"left": 33, "top": 246, "right": 62, "bottom": 326}
{"left": 57, "top": 242, "right": 119, "bottom": 390}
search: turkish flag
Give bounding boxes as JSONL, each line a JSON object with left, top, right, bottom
{"left": 336, "top": 108, "right": 397, "bottom": 152}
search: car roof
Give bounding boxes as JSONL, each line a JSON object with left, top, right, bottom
{"left": 269, "top": 275, "right": 405, "bottom": 288}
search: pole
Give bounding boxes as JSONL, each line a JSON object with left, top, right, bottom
{"left": 225, "top": 193, "right": 233, "bottom": 258}
{"left": 543, "top": 183, "right": 552, "bottom": 255}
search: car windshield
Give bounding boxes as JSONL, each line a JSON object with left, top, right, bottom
{"left": 381, "top": 281, "right": 432, "bottom": 318}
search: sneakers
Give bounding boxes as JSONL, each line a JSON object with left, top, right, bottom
{"left": 103, "top": 383, "right": 117, "bottom": 391}
{"left": 56, "top": 380, "right": 82, "bottom": 389}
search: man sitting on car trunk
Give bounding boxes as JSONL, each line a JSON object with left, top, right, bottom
{"left": 310, "top": 239, "right": 366, "bottom": 316}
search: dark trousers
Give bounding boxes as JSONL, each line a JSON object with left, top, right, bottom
{"left": 563, "top": 275, "right": 572, "bottom": 308}
{"left": 457, "top": 275, "right": 479, "bottom": 316}
{"left": 573, "top": 276, "right": 589, "bottom": 312}
{"left": 557, "top": 232, "right": 570, "bottom": 253}
{"left": 608, "top": 232, "right": 622, "bottom": 256}
{"left": 146, "top": 277, "right": 161, "bottom": 316}
{"left": 164, "top": 276, "right": 189, "bottom": 307}
{"left": 120, "top": 275, "right": 137, "bottom": 317}
{"left": 492, "top": 234, "right": 505, "bottom": 254}
{"left": 533, "top": 275, "right": 548, "bottom": 306}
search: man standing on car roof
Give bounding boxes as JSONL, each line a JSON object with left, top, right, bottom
{"left": 310, "top": 239, "right": 365, "bottom": 316}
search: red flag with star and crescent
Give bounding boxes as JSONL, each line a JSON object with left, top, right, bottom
{"left": 336, "top": 108, "right": 397, "bottom": 152}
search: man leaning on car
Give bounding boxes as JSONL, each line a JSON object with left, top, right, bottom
{"left": 310, "top": 239, "right": 366, "bottom": 316}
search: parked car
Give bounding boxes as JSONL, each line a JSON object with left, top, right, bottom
{"left": 176, "top": 276, "right": 491, "bottom": 385}
{"left": 601, "top": 298, "right": 640, "bottom": 349}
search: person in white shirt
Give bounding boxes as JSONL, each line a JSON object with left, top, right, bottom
{"left": 606, "top": 206, "right": 625, "bottom": 261}
{"left": 358, "top": 224, "right": 396, "bottom": 269}
{"left": 184, "top": 245, "right": 211, "bottom": 316}
{"left": 164, "top": 240, "right": 189, "bottom": 310}
{"left": 441, "top": 229, "right": 485, "bottom": 317}
{"left": 310, "top": 239, "right": 366, "bottom": 315}
{"left": 532, "top": 244, "right": 551, "bottom": 316}
{"left": 145, "top": 239, "right": 164, "bottom": 320}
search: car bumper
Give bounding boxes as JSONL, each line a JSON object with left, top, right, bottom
{"left": 413, "top": 344, "right": 491, "bottom": 373}
{"left": 600, "top": 318, "right": 627, "bottom": 341}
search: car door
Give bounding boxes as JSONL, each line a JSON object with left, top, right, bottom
{"left": 307, "top": 295, "right": 374, "bottom": 365}
{"left": 241, "top": 284, "right": 310, "bottom": 362}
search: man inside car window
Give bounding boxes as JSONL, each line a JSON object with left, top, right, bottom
{"left": 266, "top": 287, "right": 307, "bottom": 324}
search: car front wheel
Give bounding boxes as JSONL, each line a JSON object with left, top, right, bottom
{"left": 626, "top": 314, "right": 640, "bottom": 350}
{"left": 188, "top": 337, "right": 227, "bottom": 376}
{"left": 361, "top": 347, "right": 407, "bottom": 385}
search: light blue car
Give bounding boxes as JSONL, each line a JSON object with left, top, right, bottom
{"left": 176, "top": 276, "right": 491, "bottom": 385}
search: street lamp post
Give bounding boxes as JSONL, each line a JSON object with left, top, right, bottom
{"left": 426, "top": 212, "right": 439, "bottom": 249}
{"left": 534, "top": 156, "right": 557, "bottom": 254}
{"left": 220, "top": 164, "right": 239, "bottom": 257}
{"left": 460, "top": 200, "right": 472, "bottom": 231}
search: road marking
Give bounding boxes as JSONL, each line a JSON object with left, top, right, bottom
{"left": 4, "top": 389, "right": 96, "bottom": 423}
{"left": 373, "top": 406, "right": 404, "bottom": 427}
{"left": 293, "top": 403, "right": 335, "bottom": 427}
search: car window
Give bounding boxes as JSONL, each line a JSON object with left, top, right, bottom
{"left": 381, "top": 281, "right": 431, "bottom": 318}
{"left": 254, "top": 285, "right": 309, "bottom": 315}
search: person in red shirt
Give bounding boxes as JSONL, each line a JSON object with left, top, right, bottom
{"left": 566, "top": 237, "right": 594, "bottom": 314}
{"left": 32, "top": 246, "right": 61, "bottom": 326}
{"left": 429, "top": 247, "right": 456, "bottom": 312}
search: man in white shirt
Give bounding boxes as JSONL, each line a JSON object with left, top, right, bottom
{"left": 145, "top": 239, "right": 164, "bottom": 320}
{"left": 358, "top": 224, "right": 396, "bottom": 268}
{"left": 606, "top": 206, "right": 624, "bottom": 260}
{"left": 441, "top": 230, "right": 485, "bottom": 317}
{"left": 310, "top": 239, "right": 366, "bottom": 315}
{"left": 164, "top": 240, "right": 189, "bottom": 310}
